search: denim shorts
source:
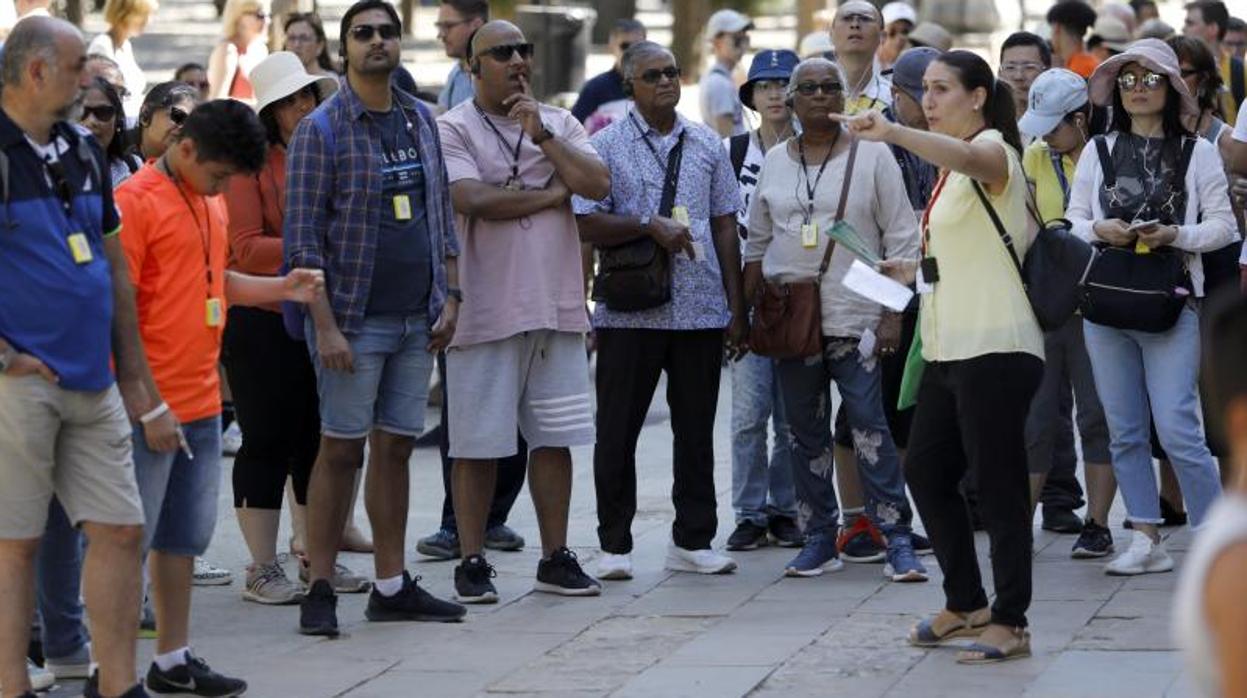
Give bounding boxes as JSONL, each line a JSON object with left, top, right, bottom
{"left": 306, "top": 314, "right": 435, "bottom": 439}
{"left": 133, "top": 416, "right": 222, "bottom": 557}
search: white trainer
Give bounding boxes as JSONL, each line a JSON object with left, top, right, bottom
{"left": 664, "top": 544, "right": 738, "bottom": 574}
{"left": 1105, "top": 530, "right": 1175, "bottom": 576}
{"left": 45, "top": 641, "right": 93, "bottom": 680}
{"left": 27, "top": 658, "right": 55, "bottom": 690}
{"left": 595, "top": 552, "right": 633, "bottom": 580}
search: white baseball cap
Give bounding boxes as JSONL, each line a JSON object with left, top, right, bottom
{"left": 881, "top": 2, "right": 917, "bottom": 27}
{"left": 705, "top": 9, "right": 753, "bottom": 39}
{"left": 1018, "top": 68, "right": 1089, "bottom": 139}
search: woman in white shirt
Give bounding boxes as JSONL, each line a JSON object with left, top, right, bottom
{"left": 87, "top": 0, "right": 157, "bottom": 118}
{"left": 207, "top": 0, "right": 270, "bottom": 102}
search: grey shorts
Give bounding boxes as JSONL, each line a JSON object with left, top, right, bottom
{"left": 1025, "top": 316, "right": 1112, "bottom": 474}
{"left": 446, "top": 330, "right": 595, "bottom": 459}
{"left": 0, "top": 376, "right": 144, "bottom": 539}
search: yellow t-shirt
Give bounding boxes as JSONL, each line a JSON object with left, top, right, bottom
{"left": 1218, "top": 53, "right": 1244, "bottom": 126}
{"left": 920, "top": 129, "right": 1044, "bottom": 363}
{"left": 1022, "top": 140, "right": 1075, "bottom": 224}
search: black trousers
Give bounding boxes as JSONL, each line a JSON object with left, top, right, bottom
{"left": 221, "top": 307, "right": 320, "bottom": 509}
{"left": 435, "top": 353, "right": 527, "bottom": 532}
{"left": 594, "top": 328, "right": 724, "bottom": 554}
{"left": 905, "top": 353, "right": 1043, "bottom": 628}
{"left": 1038, "top": 385, "right": 1087, "bottom": 512}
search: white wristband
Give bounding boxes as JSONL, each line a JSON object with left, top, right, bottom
{"left": 139, "top": 402, "right": 170, "bottom": 425}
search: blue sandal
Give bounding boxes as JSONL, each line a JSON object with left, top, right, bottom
{"left": 956, "top": 630, "right": 1031, "bottom": 664}
{"left": 908, "top": 608, "right": 990, "bottom": 647}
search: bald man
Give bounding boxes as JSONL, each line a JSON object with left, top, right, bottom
{"left": 830, "top": 0, "right": 893, "bottom": 114}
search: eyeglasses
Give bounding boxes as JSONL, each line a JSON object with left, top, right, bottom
{"left": 1117, "top": 71, "right": 1166, "bottom": 92}
{"left": 81, "top": 104, "right": 117, "bottom": 122}
{"left": 481, "top": 42, "right": 534, "bottom": 62}
{"left": 999, "top": 61, "right": 1045, "bottom": 77}
{"left": 794, "top": 80, "right": 844, "bottom": 96}
{"left": 753, "top": 79, "right": 787, "bottom": 93}
{"left": 169, "top": 106, "right": 189, "bottom": 126}
{"left": 839, "top": 12, "right": 879, "bottom": 26}
{"left": 732, "top": 33, "right": 750, "bottom": 48}
{"left": 434, "top": 19, "right": 467, "bottom": 32}
{"left": 349, "top": 23, "right": 400, "bottom": 42}
{"left": 285, "top": 32, "right": 316, "bottom": 44}
{"left": 637, "top": 66, "right": 681, "bottom": 84}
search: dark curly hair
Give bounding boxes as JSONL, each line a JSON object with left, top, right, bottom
{"left": 180, "top": 99, "right": 268, "bottom": 173}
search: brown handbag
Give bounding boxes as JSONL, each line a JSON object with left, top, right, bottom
{"left": 749, "top": 137, "right": 858, "bottom": 360}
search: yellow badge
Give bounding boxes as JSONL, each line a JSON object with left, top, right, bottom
{"left": 1134, "top": 240, "right": 1151, "bottom": 254}
{"left": 205, "top": 298, "right": 223, "bottom": 327}
{"left": 393, "top": 194, "right": 412, "bottom": 221}
{"left": 67, "top": 233, "right": 93, "bottom": 264}
{"left": 671, "top": 206, "right": 690, "bottom": 227}
{"left": 801, "top": 223, "right": 819, "bottom": 249}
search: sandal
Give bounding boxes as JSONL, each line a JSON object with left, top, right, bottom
{"left": 908, "top": 607, "right": 990, "bottom": 647}
{"left": 956, "top": 626, "right": 1031, "bottom": 665}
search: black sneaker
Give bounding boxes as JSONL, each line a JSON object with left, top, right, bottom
{"left": 767, "top": 516, "right": 802, "bottom": 548}
{"left": 145, "top": 654, "right": 246, "bottom": 697}
{"left": 1160, "top": 497, "right": 1188, "bottom": 527}
{"left": 726, "top": 520, "right": 769, "bottom": 551}
{"left": 365, "top": 571, "right": 466, "bottom": 622}
{"left": 88, "top": 674, "right": 149, "bottom": 698}
{"left": 911, "top": 531, "right": 933, "bottom": 555}
{"left": 484, "top": 524, "right": 526, "bottom": 552}
{"left": 534, "top": 547, "right": 602, "bottom": 596}
{"left": 1072, "top": 519, "right": 1115, "bottom": 559}
{"left": 454, "top": 555, "right": 499, "bottom": 604}
{"left": 299, "top": 578, "right": 339, "bottom": 637}
{"left": 1041, "top": 507, "right": 1084, "bottom": 534}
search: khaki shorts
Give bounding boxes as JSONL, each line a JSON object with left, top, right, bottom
{"left": 0, "top": 375, "right": 145, "bottom": 539}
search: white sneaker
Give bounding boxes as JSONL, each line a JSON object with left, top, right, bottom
{"left": 1105, "top": 531, "right": 1175, "bottom": 576}
{"left": 595, "top": 553, "right": 633, "bottom": 580}
{"left": 192, "top": 557, "right": 233, "bottom": 586}
{"left": 222, "top": 421, "right": 243, "bottom": 456}
{"left": 28, "top": 658, "right": 55, "bottom": 690}
{"left": 45, "top": 641, "right": 92, "bottom": 679}
{"left": 664, "top": 544, "right": 738, "bottom": 574}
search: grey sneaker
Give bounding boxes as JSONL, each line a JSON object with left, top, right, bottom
{"left": 45, "top": 641, "right": 92, "bottom": 679}
{"left": 243, "top": 560, "right": 304, "bottom": 605}
{"left": 299, "top": 558, "right": 371, "bottom": 593}
{"left": 192, "top": 558, "right": 233, "bottom": 586}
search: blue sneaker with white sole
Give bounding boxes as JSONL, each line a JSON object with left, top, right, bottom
{"left": 784, "top": 532, "right": 844, "bottom": 577}
{"left": 883, "top": 533, "right": 929, "bottom": 582}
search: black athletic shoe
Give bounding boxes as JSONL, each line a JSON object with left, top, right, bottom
{"left": 767, "top": 516, "right": 803, "bottom": 548}
{"left": 454, "top": 555, "right": 499, "bottom": 604}
{"left": 145, "top": 654, "right": 246, "bottom": 697}
{"left": 911, "top": 531, "right": 933, "bottom": 555}
{"left": 1041, "top": 507, "right": 1084, "bottom": 534}
{"left": 1072, "top": 519, "right": 1115, "bottom": 559}
{"left": 534, "top": 547, "right": 602, "bottom": 596}
{"left": 299, "top": 579, "right": 339, "bottom": 637}
{"left": 484, "top": 524, "right": 526, "bottom": 552}
{"left": 366, "top": 571, "right": 466, "bottom": 622}
{"left": 726, "top": 521, "right": 769, "bottom": 551}
{"left": 1160, "top": 497, "right": 1188, "bottom": 527}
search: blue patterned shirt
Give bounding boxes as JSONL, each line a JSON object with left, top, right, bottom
{"left": 284, "top": 77, "right": 460, "bottom": 334}
{"left": 574, "top": 110, "right": 739, "bottom": 330}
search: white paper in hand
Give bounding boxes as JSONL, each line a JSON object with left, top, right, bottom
{"left": 842, "top": 259, "right": 914, "bottom": 312}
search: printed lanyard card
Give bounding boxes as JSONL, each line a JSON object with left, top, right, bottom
{"left": 801, "top": 223, "right": 818, "bottom": 249}
{"left": 393, "top": 194, "right": 413, "bottom": 221}
{"left": 671, "top": 206, "right": 690, "bottom": 227}
{"left": 67, "top": 233, "right": 93, "bottom": 264}
{"left": 205, "top": 298, "right": 223, "bottom": 327}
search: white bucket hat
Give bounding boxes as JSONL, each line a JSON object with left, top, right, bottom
{"left": 250, "top": 51, "right": 340, "bottom": 114}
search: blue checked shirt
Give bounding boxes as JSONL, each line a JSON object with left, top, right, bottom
{"left": 284, "top": 77, "right": 460, "bottom": 334}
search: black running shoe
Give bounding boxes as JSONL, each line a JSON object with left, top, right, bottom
{"left": 1160, "top": 497, "right": 1188, "bottom": 527}
{"left": 911, "top": 531, "right": 933, "bottom": 555}
{"left": 145, "top": 654, "right": 246, "bottom": 697}
{"left": 1041, "top": 507, "right": 1084, "bottom": 534}
{"left": 89, "top": 674, "right": 148, "bottom": 698}
{"left": 726, "top": 521, "right": 769, "bottom": 551}
{"left": 366, "top": 571, "right": 466, "bottom": 622}
{"left": 1072, "top": 519, "right": 1115, "bottom": 559}
{"left": 534, "top": 547, "right": 602, "bottom": 596}
{"left": 767, "top": 516, "right": 802, "bottom": 548}
{"left": 454, "top": 555, "right": 499, "bottom": 604}
{"left": 299, "top": 578, "right": 339, "bottom": 637}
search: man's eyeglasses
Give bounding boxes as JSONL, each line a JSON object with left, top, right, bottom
{"left": 169, "top": 106, "right": 189, "bottom": 126}
{"left": 839, "top": 12, "right": 879, "bottom": 26}
{"left": 637, "top": 66, "right": 681, "bottom": 84}
{"left": 999, "top": 62, "right": 1045, "bottom": 77}
{"left": 481, "top": 42, "right": 534, "bottom": 62}
{"left": 1117, "top": 71, "right": 1166, "bottom": 92}
{"left": 349, "top": 23, "right": 400, "bottom": 42}
{"left": 81, "top": 104, "right": 117, "bottom": 122}
{"left": 434, "top": 19, "right": 467, "bottom": 32}
{"left": 793, "top": 80, "right": 844, "bottom": 96}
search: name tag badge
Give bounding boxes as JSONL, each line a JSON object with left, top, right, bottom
{"left": 205, "top": 298, "right": 223, "bottom": 327}
{"left": 1134, "top": 240, "right": 1151, "bottom": 254}
{"left": 392, "top": 194, "right": 413, "bottom": 221}
{"left": 67, "top": 233, "right": 93, "bottom": 264}
{"left": 916, "top": 257, "right": 938, "bottom": 295}
{"left": 671, "top": 206, "right": 690, "bottom": 227}
{"left": 801, "top": 223, "right": 819, "bottom": 249}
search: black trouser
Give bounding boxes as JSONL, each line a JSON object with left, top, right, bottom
{"left": 1038, "top": 385, "right": 1087, "bottom": 512}
{"left": 221, "top": 306, "right": 319, "bottom": 509}
{"left": 905, "top": 353, "right": 1043, "bottom": 628}
{"left": 435, "top": 353, "right": 527, "bottom": 533}
{"left": 594, "top": 328, "right": 724, "bottom": 554}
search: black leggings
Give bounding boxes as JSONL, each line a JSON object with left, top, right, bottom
{"left": 222, "top": 306, "right": 320, "bottom": 509}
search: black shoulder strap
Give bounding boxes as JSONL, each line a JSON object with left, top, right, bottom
{"left": 972, "top": 179, "right": 1024, "bottom": 278}
{"left": 1094, "top": 135, "right": 1115, "bottom": 189}
{"left": 1176, "top": 136, "right": 1196, "bottom": 184}
{"left": 657, "top": 131, "right": 686, "bottom": 217}
{"left": 1233, "top": 57, "right": 1246, "bottom": 108}
{"left": 729, "top": 132, "right": 750, "bottom": 181}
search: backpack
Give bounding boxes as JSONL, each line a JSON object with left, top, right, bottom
{"left": 729, "top": 131, "right": 749, "bottom": 181}
{"left": 0, "top": 123, "right": 102, "bottom": 208}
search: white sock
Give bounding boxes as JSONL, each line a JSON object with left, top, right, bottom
{"left": 375, "top": 574, "right": 404, "bottom": 597}
{"left": 154, "top": 647, "right": 189, "bottom": 672}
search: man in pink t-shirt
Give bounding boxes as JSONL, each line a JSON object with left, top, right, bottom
{"left": 436, "top": 20, "right": 611, "bottom": 604}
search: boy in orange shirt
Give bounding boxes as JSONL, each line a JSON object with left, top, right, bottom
{"left": 1048, "top": 1, "right": 1101, "bottom": 78}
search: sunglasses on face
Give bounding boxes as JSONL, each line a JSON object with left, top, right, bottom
{"left": 81, "top": 104, "right": 117, "bottom": 122}
{"left": 794, "top": 80, "right": 844, "bottom": 96}
{"left": 1117, "top": 71, "right": 1166, "bottom": 92}
{"left": 481, "top": 42, "right": 534, "bottom": 62}
{"left": 349, "top": 23, "right": 400, "bottom": 42}
{"left": 169, "top": 106, "right": 189, "bottom": 126}
{"left": 637, "top": 66, "right": 681, "bottom": 84}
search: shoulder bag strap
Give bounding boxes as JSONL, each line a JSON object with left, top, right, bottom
{"left": 972, "top": 178, "right": 1024, "bottom": 278}
{"left": 818, "top": 136, "right": 859, "bottom": 275}
{"left": 1094, "top": 135, "right": 1115, "bottom": 189}
{"left": 729, "top": 132, "right": 750, "bottom": 181}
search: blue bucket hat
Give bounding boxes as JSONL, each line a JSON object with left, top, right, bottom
{"left": 740, "top": 49, "right": 800, "bottom": 111}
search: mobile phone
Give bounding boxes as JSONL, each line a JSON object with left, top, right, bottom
{"left": 1128, "top": 219, "right": 1159, "bottom": 232}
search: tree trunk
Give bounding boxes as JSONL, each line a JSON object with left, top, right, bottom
{"left": 64, "top": 0, "right": 83, "bottom": 27}
{"left": 591, "top": 0, "right": 635, "bottom": 45}
{"left": 673, "top": 0, "right": 711, "bottom": 83}
{"left": 400, "top": 0, "right": 413, "bottom": 36}
{"left": 797, "top": 0, "right": 822, "bottom": 49}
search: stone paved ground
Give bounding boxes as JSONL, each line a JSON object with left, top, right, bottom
{"left": 45, "top": 372, "right": 1200, "bottom": 698}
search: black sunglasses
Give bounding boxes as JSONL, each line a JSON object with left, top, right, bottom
{"left": 349, "top": 23, "right": 400, "bottom": 42}
{"left": 169, "top": 106, "right": 189, "bottom": 125}
{"left": 482, "top": 42, "right": 534, "bottom": 62}
{"left": 81, "top": 104, "right": 117, "bottom": 122}
{"left": 638, "top": 66, "right": 681, "bottom": 84}
{"left": 794, "top": 81, "right": 844, "bottom": 96}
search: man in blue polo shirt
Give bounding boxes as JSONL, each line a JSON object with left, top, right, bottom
{"left": 0, "top": 16, "right": 156, "bottom": 698}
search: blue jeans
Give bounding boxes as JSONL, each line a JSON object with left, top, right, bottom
{"left": 133, "top": 416, "right": 223, "bottom": 556}
{"left": 1083, "top": 308, "right": 1222, "bottom": 528}
{"left": 777, "top": 338, "right": 913, "bottom": 538}
{"left": 36, "top": 498, "right": 88, "bottom": 660}
{"left": 730, "top": 352, "right": 797, "bottom": 526}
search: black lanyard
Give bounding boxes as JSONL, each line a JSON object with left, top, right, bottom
{"left": 629, "top": 112, "right": 684, "bottom": 211}
{"left": 629, "top": 112, "right": 673, "bottom": 171}
{"left": 1049, "top": 150, "right": 1070, "bottom": 210}
{"left": 473, "top": 101, "right": 524, "bottom": 186}
{"left": 159, "top": 156, "right": 214, "bottom": 294}
{"left": 797, "top": 131, "right": 838, "bottom": 224}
